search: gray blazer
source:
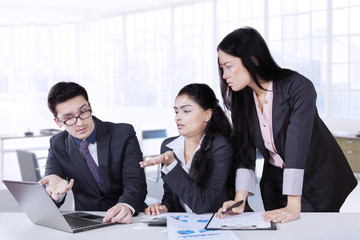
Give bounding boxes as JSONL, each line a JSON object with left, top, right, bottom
{"left": 246, "top": 72, "right": 357, "bottom": 211}
{"left": 45, "top": 116, "right": 147, "bottom": 213}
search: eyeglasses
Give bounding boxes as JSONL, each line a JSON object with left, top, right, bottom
{"left": 57, "top": 109, "right": 92, "bottom": 126}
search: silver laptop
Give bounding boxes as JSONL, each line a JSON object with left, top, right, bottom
{"left": 3, "top": 180, "right": 117, "bottom": 233}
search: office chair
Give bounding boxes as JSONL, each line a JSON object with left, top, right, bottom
{"left": 15, "top": 150, "right": 74, "bottom": 210}
{"left": 142, "top": 129, "right": 167, "bottom": 140}
{"left": 141, "top": 129, "right": 167, "bottom": 205}
{"left": 141, "top": 129, "right": 167, "bottom": 182}
{"left": 16, "top": 150, "right": 42, "bottom": 182}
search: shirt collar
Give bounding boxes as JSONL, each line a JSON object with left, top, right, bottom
{"left": 253, "top": 81, "right": 273, "bottom": 105}
{"left": 166, "top": 135, "right": 185, "bottom": 151}
{"left": 72, "top": 117, "right": 97, "bottom": 146}
{"left": 166, "top": 135, "right": 204, "bottom": 168}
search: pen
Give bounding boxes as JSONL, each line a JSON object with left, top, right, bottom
{"left": 220, "top": 200, "right": 244, "bottom": 215}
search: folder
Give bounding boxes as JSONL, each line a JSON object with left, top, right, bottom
{"left": 205, "top": 212, "right": 276, "bottom": 230}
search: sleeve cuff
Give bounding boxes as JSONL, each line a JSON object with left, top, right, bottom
{"left": 55, "top": 194, "right": 66, "bottom": 203}
{"left": 122, "top": 203, "right": 135, "bottom": 215}
{"left": 161, "top": 160, "right": 178, "bottom": 175}
{"left": 235, "top": 168, "right": 256, "bottom": 196}
{"left": 283, "top": 168, "right": 304, "bottom": 195}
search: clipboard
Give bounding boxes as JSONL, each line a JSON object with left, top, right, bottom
{"left": 205, "top": 212, "right": 277, "bottom": 230}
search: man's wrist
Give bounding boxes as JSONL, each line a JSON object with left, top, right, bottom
{"left": 122, "top": 203, "right": 135, "bottom": 215}
{"left": 55, "top": 193, "right": 66, "bottom": 203}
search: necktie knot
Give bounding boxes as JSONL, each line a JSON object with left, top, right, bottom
{"left": 79, "top": 140, "right": 90, "bottom": 149}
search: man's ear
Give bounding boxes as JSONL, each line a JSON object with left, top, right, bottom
{"left": 54, "top": 117, "right": 63, "bottom": 128}
{"left": 251, "top": 56, "right": 258, "bottom": 66}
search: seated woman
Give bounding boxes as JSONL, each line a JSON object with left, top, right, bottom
{"left": 140, "top": 83, "right": 234, "bottom": 215}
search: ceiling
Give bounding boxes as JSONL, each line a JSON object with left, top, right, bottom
{"left": 0, "top": 0, "right": 190, "bottom": 25}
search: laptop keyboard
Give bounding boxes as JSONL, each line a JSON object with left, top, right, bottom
{"left": 64, "top": 215, "right": 101, "bottom": 229}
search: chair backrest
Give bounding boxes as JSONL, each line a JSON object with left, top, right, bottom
{"left": 141, "top": 129, "right": 167, "bottom": 182}
{"left": 16, "top": 150, "right": 41, "bottom": 182}
{"left": 142, "top": 129, "right": 167, "bottom": 140}
{"left": 141, "top": 129, "right": 167, "bottom": 157}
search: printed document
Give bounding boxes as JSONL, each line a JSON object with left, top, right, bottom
{"left": 166, "top": 213, "right": 239, "bottom": 240}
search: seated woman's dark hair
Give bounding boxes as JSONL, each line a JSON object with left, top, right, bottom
{"left": 177, "top": 83, "right": 232, "bottom": 187}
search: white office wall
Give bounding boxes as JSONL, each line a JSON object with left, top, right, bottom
{"left": 0, "top": 0, "right": 359, "bottom": 137}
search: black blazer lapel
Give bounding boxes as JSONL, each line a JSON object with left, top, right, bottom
{"left": 95, "top": 119, "right": 111, "bottom": 192}
{"left": 250, "top": 100, "right": 265, "bottom": 154}
{"left": 66, "top": 135, "right": 101, "bottom": 193}
{"left": 272, "top": 81, "right": 291, "bottom": 141}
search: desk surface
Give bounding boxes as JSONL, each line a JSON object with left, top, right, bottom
{"left": 0, "top": 212, "right": 359, "bottom": 240}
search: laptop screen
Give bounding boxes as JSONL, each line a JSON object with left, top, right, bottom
{"left": 3, "top": 180, "right": 117, "bottom": 233}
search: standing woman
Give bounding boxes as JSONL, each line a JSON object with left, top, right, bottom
{"left": 216, "top": 27, "right": 357, "bottom": 223}
{"left": 140, "top": 83, "right": 234, "bottom": 214}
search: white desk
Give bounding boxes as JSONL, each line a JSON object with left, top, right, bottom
{"left": 0, "top": 212, "right": 359, "bottom": 240}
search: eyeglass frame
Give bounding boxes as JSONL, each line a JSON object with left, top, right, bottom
{"left": 57, "top": 109, "right": 93, "bottom": 126}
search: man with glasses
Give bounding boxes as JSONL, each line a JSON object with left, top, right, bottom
{"left": 39, "top": 82, "right": 147, "bottom": 224}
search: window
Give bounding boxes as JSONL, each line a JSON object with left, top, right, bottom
{"left": 332, "top": 1, "right": 360, "bottom": 118}
{"left": 0, "top": 0, "right": 359, "bottom": 136}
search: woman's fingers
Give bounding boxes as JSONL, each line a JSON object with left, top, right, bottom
{"left": 139, "top": 155, "right": 165, "bottom": 168}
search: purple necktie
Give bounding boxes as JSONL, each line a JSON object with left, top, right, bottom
{"left": 79, "top": 141, "right": 105, "bottom": 192}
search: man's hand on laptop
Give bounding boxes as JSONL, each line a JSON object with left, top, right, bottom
{"left": 103, "top": 203, "right": 133, "bottom": 224}
{"left": 39, "top": 174, "right": 74, "bottom": 201}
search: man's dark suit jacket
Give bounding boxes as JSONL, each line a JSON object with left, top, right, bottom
{"left": 160, "top": 134, "right": 234, "bottom": 214}
{"left": 45, "top": 116, "right": 147, "bottom": 213}
{"left": 242, "top": 72, "right": 357, "bottom": 211}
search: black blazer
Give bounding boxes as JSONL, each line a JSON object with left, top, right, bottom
{"left": 45, "top": 116, "right": 147, "bottom": 213}
{"left": 244, "top": 72, "right": 357, "bottom": 211}
{"left": 160, "top": 134, "right": 234, "bottom": 214}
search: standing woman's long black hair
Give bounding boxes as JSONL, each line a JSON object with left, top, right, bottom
{"left": 217, "top": 27, "right": 294, "bottom": 168}
{"left": 177, "top": 83, "right": 232, "bottom": 187}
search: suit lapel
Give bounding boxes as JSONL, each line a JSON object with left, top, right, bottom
{"left": 65, "top": 135, "right": 100, "bottom": 193}
{"left": 166, "top": 139, "right": 197, "bottom": 179}
{"left": 95, "top": 120, "right": 110, "bottom": 192}
{"left": 272, "top": 81, "right": 290, "bottom": 141}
